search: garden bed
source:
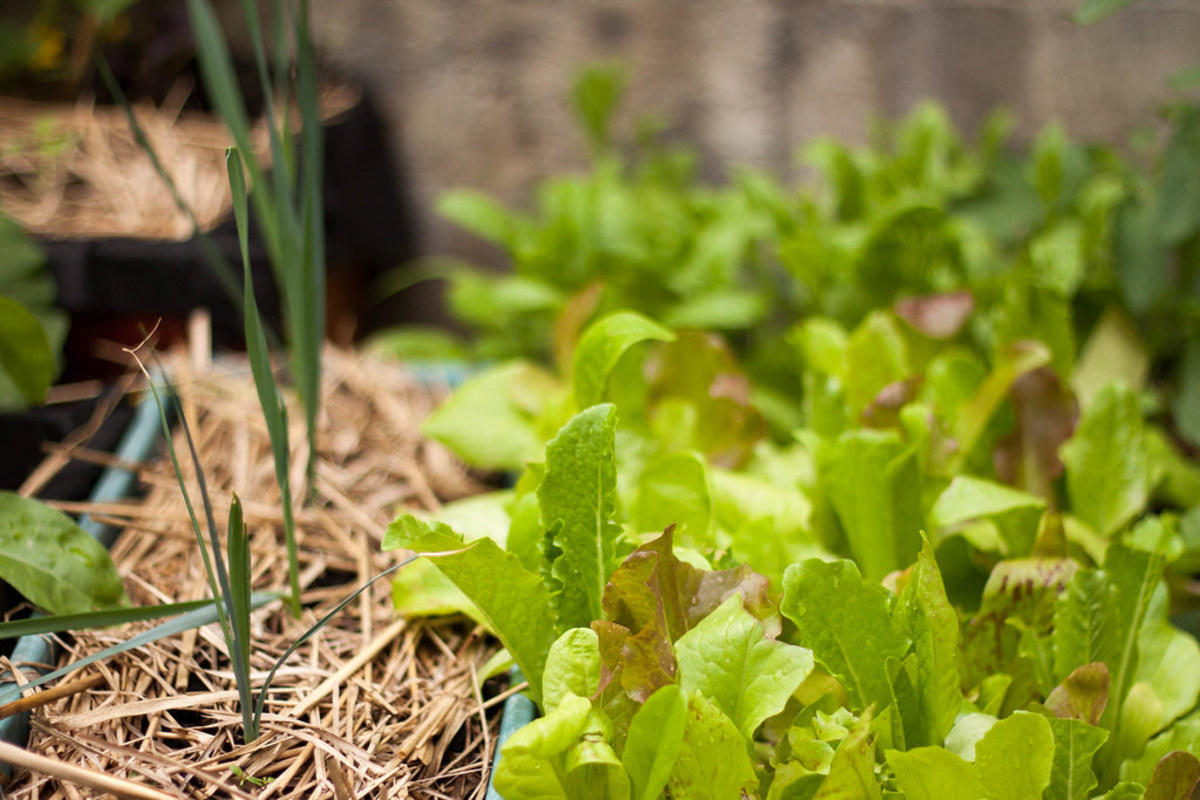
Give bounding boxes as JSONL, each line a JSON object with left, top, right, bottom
{"left": 2, "top": 348, "right": 506, "bottom": 799}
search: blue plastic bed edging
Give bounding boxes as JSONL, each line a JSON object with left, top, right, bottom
{"left": 484, "top": 668, "right": 537, "bottom": 800}
{"left": 0, "top": 392, "right": 165, "bottom": 762}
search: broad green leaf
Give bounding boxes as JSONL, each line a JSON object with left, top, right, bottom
{"left": 945, "top": 712, "right": 997, "bottom": 762}
{"left": 1115, "top": 202, "right": 1169, "bottom": 316}
{"left": 632, "top": 451, "right": 712, "bottom": 547}
{"left": 1072, "top": 308, "right": 1150, "bottom": 411}
{"left": 1124, "top": 623, "right": 1200, "bottom": 742}
{"left": 813, "top": 712, "right": 881, "bottom": 799}
{"left": 893, "top": 538, "right": 961, "bottom": 748}
{"left": 1045, "top": 717, "right": 1108, "bottom": 800}
{"left": 1101, "top": 783, "right": 1148, "bottom": 800}
{"left": 1054, "top": 571, "right": 1121, "bottom": 685}
{"left": 975, "top": 711, "right": 1054, "bottom": 800}
{"left": 928, "top": 476, "right": 1045, "bottom": 536}
{"left": 539, "top": 404, "right": 622, "bottom": 629}
{"left": 676, "top": 594, "right": 814, "bottom": 739}
{"left": 0, "top": 296, "right": 54, "bottom": 407}
{"left": 820, "top": 430, "right": 922, "bottom": 581}
{"left": 492, "top": 692, "right": 593, "bottom": 800}
{"left": 543, "top": 628, "right": 602, "bottom": 713}
{"left": 793, "top": 317, "right": 849, "bottom": 377}
{"left": 781, "top": 559, "right": 910, "bottom": 712}
{"left": 385, "top": 515, "right": 557, "bottom": 706}
{"left": 437, "top": 189, "right": 519, "bottom": 247}
{"left": 1060, "top": 383, "right": 1148, "bottom": 537}
{"left": 573, "top": 312, "right": 674, "bottom": 409}
{"left": 422, "top": 361, "right": 560, "bottom": 471}
{"left": 887, "top": 747, "right": 982, "bottom": 800}
{"left": 667, "top": 692, "right": 759, "bottom": 800}
{"left": 662, "top": 288, "right": 767, "bottom": 330}
{"left": 623, "top": 685, "right": 688, "bottom": 800}
{"left": 0, "top": 492, "right": 127, "bottom": 614}
{"left": 389, "top": 557, "right": 486, "bottom": 627}
{"left": 1101, "top": 543, "right": 1165, "bottom": 734}
{"left": 843, "top": 311, "right": 909, "bottom": 415}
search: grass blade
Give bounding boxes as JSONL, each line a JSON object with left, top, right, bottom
{"left": 228, "top": 147, "right": 302, "bottom": 617}
{"left": 0, "top": 593, "right": 277, "bottom": 705}
{"left": 0, "top": 599, "right": 227, "bottom": 640}
{"left": 226, "top": 494, "right": 256, "bottom": 738}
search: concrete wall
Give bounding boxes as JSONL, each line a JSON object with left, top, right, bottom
{"left": 307, "top": 0, "right": 1200, "bottom": 275}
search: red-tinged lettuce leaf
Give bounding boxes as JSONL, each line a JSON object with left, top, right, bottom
{"left": 1045, "top": 662, "right": 1109, "bottom": 726}
{"left": 572, "top": 311, "right": 674, "bottom": 409}
{"left": 887, "top": 746, "right": 982, "bottom": 800}
{"left": 781, "top": 559, "right": 910, "bottom": 713}
{"left": 602, "top": 527, "right": 777, "bottom": 642}
{"left": 961, "top": 558, "right": 1078, "bottom": 713}
{"left": 539, "top": 404, "right": 623, "bottom": 630}
{"left": 675, "top": 594, "right": 814, "bottom": 739}
{"left": 619, "top": 608, "right": 677, "bottom": 704}
{"left": 644, "top": 332, "right": 766, "bottom": 468}
{"left": 894, "top": 291, "right": 975, "bottom": 340}
{"left": 1045, "top": 717, "right": 1108, "bottom": 800}
{"left": 994, "top": 367, "right": 1079, "bottom": 502}
{"left": 817, "top": 429, "right": 923, "bottom": 581}
{"left": 622, "top": 685, "right": 688, "bottom": 800}
{"left": 666, "top": 692, "right": 759, "bottom": 800}
{"left": 1059, "top": 383, "right": 1149, "bottom": 538}
{"left": 861, "top": 377, "right": 922, "bottom": 430}
{"left": 975, "top": 711, "right": 1055, "bottom": 800}
{"left": 811, "top": 710, "right": 880, "bottom": 799}
{"left": 384, "top": 515, "right": 557, "bottom": 707}
{"left": 1143, "top": 751, "right": 1200, "bottom": 800}
{"left": 892, "top": 538, "right": 961, "bottom": 748}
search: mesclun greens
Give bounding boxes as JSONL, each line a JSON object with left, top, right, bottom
{"left": 382, "top": 69, "right": 1200, "bottom": 793}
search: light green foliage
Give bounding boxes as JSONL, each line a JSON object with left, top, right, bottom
{"left": 384, "top": 516, "right": 557, "bottom": 705}
{"left": 423, "top": 361, "right": 561, "bottom": 471}
{"left": 631, "top": 451, "right": 712, "bottom": 546}
{"left": 0, "top": 492, "right": 127, "bottom": 614}
{"left": 780, "top": 559, "right": 910, "bottom": 712}
{"left": 1045, "top": 718, "right": 1110, "bottom": 800}
{"left": 675, "top": 594, "right": 814, "bottom": 738}
{"left": 543, "top": 629, "right": 603, "bottom": 713}
{"left": 667, "top": 693, "right": 759, "bottom": 800}
{"left": 976, "top": 711, "right": 1055, "bottom": 799}
{"left": 888, "top": 747, "right": 983, "bottom": 799}
{"left": 538, "top": 405, "right": 622, "bottom": 629}
{"left": 573, "top": 314, "right": 674, "bottom": 410}
{"left": 817, "top": 431, "right": 923, "bottom": 581}
{"left": 622, "top": 686, "right": 688, "bottom": 800}
{"left": 491, "top": 693, "right": 597, "bottom": 799}
{"left": 1060, "top": 384, "right": 1149, "bottom": 537}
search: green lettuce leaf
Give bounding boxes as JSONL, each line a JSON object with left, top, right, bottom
{"left": 667, "top": 692, "right": 759, "bottom": 800}
{"left": 975, "top": 711, "right": 1055, "bottom": 800}
{"left": 491, "top": 692, "right": 593, "bottom": 800}
{"left": 1044, "top": 717, "right": 1108, "bottom": 800}
{"left": 675, "top": 594, "right": 814, "bottom": 739}
{"left": 384, "top": 515, "right": 557, "bottom": 706}
{"left": 573, "top": 311, "right": 674, "bottom": 409}
{"left": 0, "top": 492, "right": 127, "bottom": 614}
{"left": 888, "top": 746, "right": 982, "bottom": 800}
{"left": 543, "top": 628, "right": 603, "bottom": 713}
{"left": 1060, "top": 383, "right": 1149, "bottom": 537}
{"left": 781, "top": 559, "right": 910, "bottom": 712}
{"left": 622, "top": 685, "right": 688, "bottom": 800}
{"left": 539, "top": 404, "right": 622, "bottom": 629}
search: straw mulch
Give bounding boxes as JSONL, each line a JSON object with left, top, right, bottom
{"left": 0, "top": 83, "right": 358, "bottom": 240}
{"left": 4, "top": 347, "right": 510, "bottom": 799}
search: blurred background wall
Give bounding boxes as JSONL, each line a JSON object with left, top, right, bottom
{"left": 302, "top": 0, "right": 1200, "bottom": 268}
